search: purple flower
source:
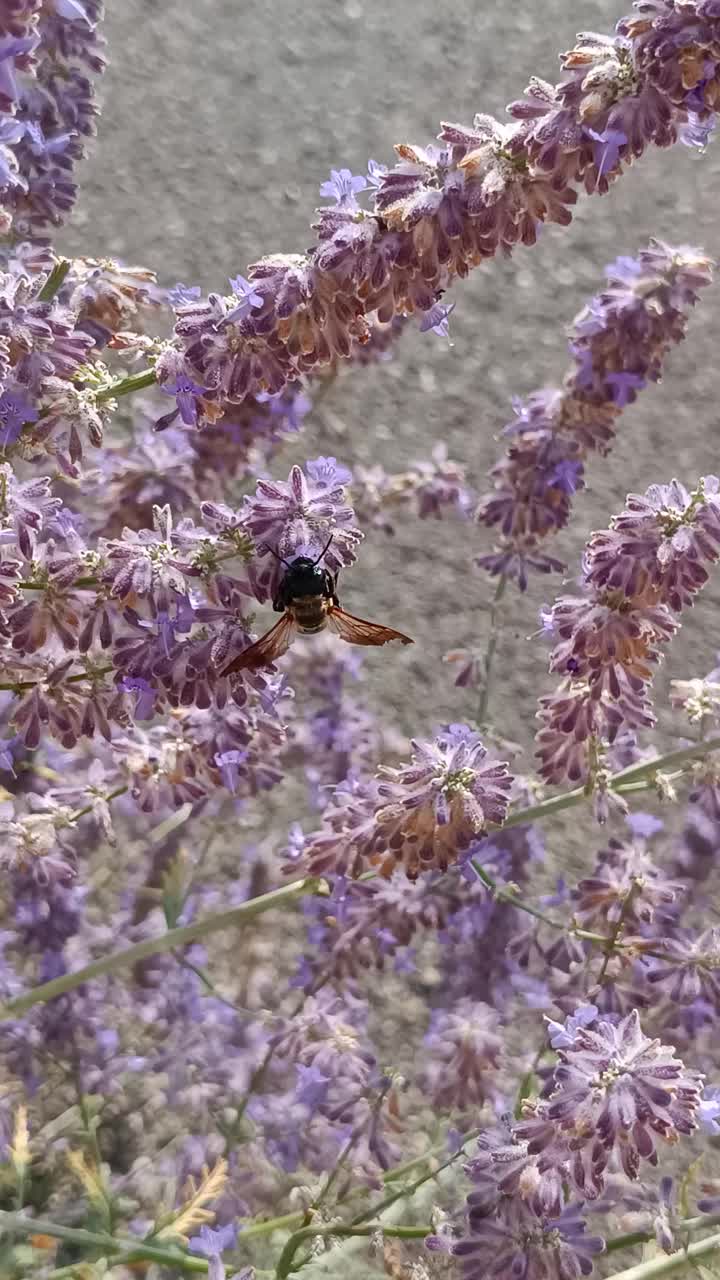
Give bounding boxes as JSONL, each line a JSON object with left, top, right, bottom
{"left": 419, "top": 300, "right": 455, "bottom": 340}
{"left": 103, "top": 504, "right": 196, "bottom": 603}
{"left": 700, "top": 1087, "right": 720, "bottom": 1135}
{"left": 0, "top": 464, "right": 62, "bottom": 558}
{"left": 1, "top": 2, "right": 106, "bottom": 236}
{"left": 295, "top": 1062, "right": 331, "bottom": 1113}
{"left": 626, "top": 811, "right": 664, "bottom": 839}
{"left": 223, "top": 274, "right": 263, "bottom": 326}
{"left": 319, "top": 167, "right": 367, "bottom": 206}
{"left": 546, "top": 1010, "right": 703, "bottom": 1187}
{"left": 0, "top": 36, "right": 37, "bottom": 110}
{"left": 476, "top": 243, "right": 714, "bottom": 600}
{"left": 586, "top": 126, "right": 627, "bottom": 178}
{"left": 305, "top": 456, "right": 353, "bottom": 489}
{"left": 0, "top": 736, "right": 20, "bottom": 774}
{"left": 547, "top": 1005, "right": 599, "bottom": 1050}
{"left": 55, "top": 0, "right": 93, "bottom": 22}
{"left": 0, "top": 387, "right": 37, "bottom": 447}
{"left": 572, "top": 836, "right": 683, "bottom": 927}
{"left": 215, "top": 748, "right": 248, "bottom": 793}
{"left": 118, "top": 676, "right": 156, "bottom": 721}
{"left": 296, "top": 725, "right": 513, "bottom": 881}
{"left": 169, "top": 282, "right": 202, "bottom": 307}
{"left": 366, "top": 158, "right": 388, "bottom": 188}
{"left": 159, "top": 372, "right": 205, "bottom": 428}
{"left": 604, "top": 370, "right": 646, "bottom": 407}
{"left": 423, "top": 999, "right": 502, "bottom": 1112}
{"left": 188, "top": 1223, "right": 238, "bottom": 1257}
{"left": 549, "top": 458, "right": 583, "bottom": 495}
{"left": 240, "top": 460, "right": 362, "bottom": 599}
{"left": 680, "top": 111, "right": 716, "bottom": 150}
{"left": 586, "top": 477, "right": 720, "bottom": 612}
{"left": 646, "top": 926, "right": 720, "bottom": 1005}
{"left": 454, "top": 1201, "right": 605, "bottom": 1280}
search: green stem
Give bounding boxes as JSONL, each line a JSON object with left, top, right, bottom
{"left": 0, "top": 877, "right": 320, "bottom": 1021}
{"left": 606, "top": 1213, "right": 720, "bottom": 1255}
{"left": 96, "top": 367, "right": 157, "bottom": 401}
{"left": 0, "top": 1211, "right": 208, "bottom": 1272}
{"left": 311, "top": 1080, "right": 392, "bottom": 1213}
{"left": 598, "top": 883, "right": 637, "bottom": 983}
{"left": 0, "top": 666, "right": 115, "bottom": 695}
{"left": 274, "top": 1222, "right": 430, "bottom": 1279}
{"left": 478, "top": 572, "right": 507, "bottom": 727}
{"left": 470, "top": 857, "right": 611, "bottom": 944}
{"left": 226, "top": 984, "right": 313, "bottom": 1150}
{"left": 470, "top": 858, "right": 563, "bottom": 928}
{"left": 609, "top": 738, "right": 720, "bottom": 786}
{"left": 605, "top": 1230, "right": 720, "bottom": 1280}
{"left": 37, "top": 258, "right": 71, "bottom": 302}
{"left": 70, "top": 784, "right": 128, "bottom": 824}
{"left": 496, "top": 734, "right": 720, "bottom": 832}
{"left": 172, "top": 950, "right": 254, "bottom": 1016}
{"left": 350, "top": 1128, "right": 480, "bottom": 1226}
{"left": 241, "top": 1211, "right": 306, "bottom": 1241}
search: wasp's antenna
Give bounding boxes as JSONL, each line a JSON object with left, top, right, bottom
{"left": 312, "top": 535, "right": 333, "bottom": 566}
{"left": 260, "top": 542, "right": 292, "bottom": 567}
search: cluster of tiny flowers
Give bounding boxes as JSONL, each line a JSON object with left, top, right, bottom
{"left": 0, "top": 2, "right": 106, "bottom": 237}
{"left": 292, "top": 784, "right": 544, "bottom": 1001}
{"left": 536, "top": 476, "right": 720, "bottom": 787}
{"left": 0, "top": 245, "right": 169, "bottom": 474}
{"left": 287, "top": 723, "right": 513, "bottom": 880}
{"left": 146, "top": 3, "right": 720, "bottom": 418}
{"left": 0, "top": 457, "right": 363, "bottom": 883}
{"left": 264, "top": 988, "right": 402, "bottom": 1185}
{"left": 451, "top": 1008, "right": 703, "bottom": 1280}
{"left": 422, "top": 998, "right": 503, "bottom": 1114}
{"left": 352, "top": 443, "right": 473, "bottom": 534}
{"left": 475, "top": 242, "right": 714, "bottom": 589}
{"left": 571, "top": 832, "right": 684, "bottom": 929}
{"left": 455, "top": 805, "right": 720, "bottom": 1067}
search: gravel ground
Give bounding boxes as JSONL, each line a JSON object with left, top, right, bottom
{"left": 62, "top": 0, "right": 720, "bottom": 764}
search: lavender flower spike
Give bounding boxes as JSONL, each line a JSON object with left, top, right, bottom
{"left": 294, "top": 724, "right": 513, "bottom": 880}
{"left": 476, "top": 242, "right": 714, "bottom": 592}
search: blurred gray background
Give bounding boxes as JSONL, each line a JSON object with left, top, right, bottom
{"left": 62, "top": 0, "right": 720, "bottom": 755}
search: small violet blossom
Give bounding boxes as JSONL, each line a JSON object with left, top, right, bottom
{"left": 319, "top": 166, "right": 367, "bottom": 206}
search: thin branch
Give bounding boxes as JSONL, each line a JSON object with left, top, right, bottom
{"left": 478, "top": 572, "right": 507, "bottom": 727}
{"left": 605, "top": 1230, "right": 720, "bottom": 1280}
{"left": 96, "top": 366, "right": 157, "bottom": 401}
{"left": 0, "top": 1210, "right": 208, "bottom": 1273}
{"left": 607, "top": 1212, "right": 720, "bottom": 1255}
{"left": 274, "top": 1221, "right": 431, "bottom": 1280}
{"left": 0, "top": 877, "right": 320, "bottom": 1021}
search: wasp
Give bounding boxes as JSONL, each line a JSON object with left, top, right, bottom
{"left": 221, "top": 538, "right": 413, "bottom": 674}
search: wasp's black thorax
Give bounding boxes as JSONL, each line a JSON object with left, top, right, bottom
{"left": 274, "top": 556, "right": 337, "bottom": 634}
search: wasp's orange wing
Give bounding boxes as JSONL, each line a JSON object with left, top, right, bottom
{"left": 221, "top": 612, "right": 297, "bottom": 675}
{"left": 327, "top": 606, "right": 413, "bottom": 648}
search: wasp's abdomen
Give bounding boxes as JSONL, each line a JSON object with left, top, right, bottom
{"left": 290, "top": 595, "right": 328, "bottom": 634}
